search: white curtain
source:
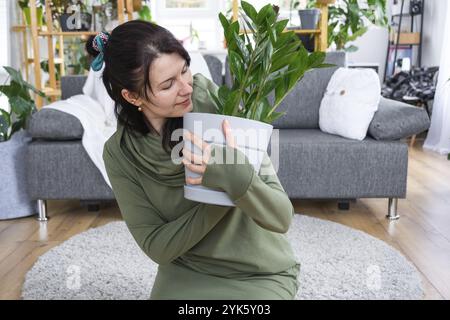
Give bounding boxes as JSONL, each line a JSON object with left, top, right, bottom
{"left": 423, "top": 3, "right": 450, "bottom": 154}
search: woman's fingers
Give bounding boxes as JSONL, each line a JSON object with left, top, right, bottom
{"left": 186, "top": 175, "right": 202, "bottom": 185}
{"left": 182, "top": 159, "right": 206, "bottom": 174}
{"left": 222, "top": 119, "right": 236, "bottom": 148}
{"left": 183, "top": 130, "right": 212, "bottom": 163}
{"left": 182, "top": 149, "right": 203, "bottom": 165}
{"left": 184, "top": 130, "right": 209, "bottom": 151}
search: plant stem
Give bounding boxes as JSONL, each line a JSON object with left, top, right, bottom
{"left": 250, "top": 45, "right": 272, "bottom": 119}
{"left": 231, "top": 24, "right": 259, "bottom": 116}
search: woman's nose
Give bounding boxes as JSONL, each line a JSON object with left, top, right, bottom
{"left": 180, "top": 79, "right": 193, "bottom": 95}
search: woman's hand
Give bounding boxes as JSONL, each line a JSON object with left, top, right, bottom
{"left": 182, "top": 119, "right": 236, "bottom": 185}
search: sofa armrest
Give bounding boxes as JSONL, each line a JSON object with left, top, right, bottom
{"left": 368, "top": 97, "right": 430, "bottom": 140}
{"left": 28, "top": 109, "right": 83, "bottom": 140}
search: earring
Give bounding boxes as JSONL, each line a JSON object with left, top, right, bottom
{"left": 138, "top": 107, "right": 142, "bottom": 112}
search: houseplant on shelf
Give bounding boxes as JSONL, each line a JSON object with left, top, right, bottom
{"left": 18, "top": 0, "right": 45, "bottom": 26}
{"left": 291, "top": 0, "right": 321, "bottom": 30}
{"left": 289, "top": 0, "right": 322, "bottom": 52}
{"left": 0, "top": 66, "right": 45, "bottom": 220}
{"left": 183, "top": 1, "right": 331, "bottom": 206}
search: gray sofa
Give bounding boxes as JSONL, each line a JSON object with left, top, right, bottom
{"left": 26, "top": 52, "right": 430, "bottom": 221}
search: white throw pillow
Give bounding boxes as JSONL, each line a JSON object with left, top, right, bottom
{"left": 319, "top": 67, "right": 381, "bottom": 140}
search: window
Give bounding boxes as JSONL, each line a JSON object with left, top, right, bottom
{"left": 165, "top": 0, "right": 208, "bottom": 9}
{"left": 152, "top": 0, "right": 306, "bottom": 50}
{"left": 154, "top": 0, "right": 227, "bottom": 51}
{"left": 0, "top": 0, "right": 9, "bottom": 67}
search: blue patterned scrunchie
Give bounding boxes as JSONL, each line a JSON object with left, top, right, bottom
{"left": 91, "top": 31, "right": 110, "bottom": 71}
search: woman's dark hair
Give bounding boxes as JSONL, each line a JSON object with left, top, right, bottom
{"left": 86, "top": 20, "right": 191, "bottom": 153}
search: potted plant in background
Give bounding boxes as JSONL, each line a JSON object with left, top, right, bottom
{"left": 183, "top": 1, "right": 331, "bottom": 206}
{"left": 289, "top": 0, "right": 322, "bottom": 51}
{"left": 18, "top": 0, "right": 45, "bottom": 26}
{"left": 327, "top": 0, "right": 388, "bottom": 52}
{"left": 296, "top": 0, "right": 321, "bottom": 29}
{"left": 137, "top": 0, "right": 153, "bottom": 22}
{"left": 0, "top": 67, "right": 45, "bottom": 220}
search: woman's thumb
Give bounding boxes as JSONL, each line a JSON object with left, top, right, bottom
{"left": 223, "top": 119, "right": 236, "bottom": 148}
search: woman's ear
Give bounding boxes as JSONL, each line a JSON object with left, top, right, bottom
{"left": 121, "top": 89, "right": 142, "bottom": 106}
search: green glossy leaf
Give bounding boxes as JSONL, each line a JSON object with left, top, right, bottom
{"left": 255, "top": 4, "right": 273, "bottom": 25}
{"left": 3, "top": 66, "right": 23, "bottom": 84}
{"left": 241, "top": 1, "right": 258, "bottom": 23}
{"left": 219, "top": 12, "right": 230, "bottom": 33}
{"left": 9, "top": 95, "right": 35, "bottom": 116}
{"left": 224, "top": 90, "right": 241, "bottom": 116}
{"left": 229, "top": 50, "right": 244, "bottom": 83}
{"left": 307, "top": 51, "right": 326, "bottom": 68}
{"left": 274, "top": 19, "right": 289, "bottom": 35}
{"left": 10, "top": 120, "right": 24, "bottom": 137}
{"left": 207, "top": 88, "right": 223, "bottom": 113}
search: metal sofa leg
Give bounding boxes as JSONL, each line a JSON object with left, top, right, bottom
{"left": 37, "top": 199, "right": 48, "bottom": 222}
{"left": 386, "top": 198, "right": 400, "bottom": 220}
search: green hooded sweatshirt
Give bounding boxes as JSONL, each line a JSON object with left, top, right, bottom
{"left": 102, "top": 73, "right": 300, "bottom": 300}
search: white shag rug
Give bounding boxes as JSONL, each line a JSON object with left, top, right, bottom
{"left": 22, "top": 215, "right": 424, "bottom": 300}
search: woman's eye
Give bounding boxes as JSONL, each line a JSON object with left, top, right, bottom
{"left": 163, "top": 81, "right": 173, "bottom": 90}
{"left": 182, "top": 68, "right": 188, "bottom": 74}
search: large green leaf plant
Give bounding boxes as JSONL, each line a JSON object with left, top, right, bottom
{"left": 209, "top": 1, "right": 331, "bottom": 124}
{"left": 0, "top": 66, "right": 45, "bottom": 142}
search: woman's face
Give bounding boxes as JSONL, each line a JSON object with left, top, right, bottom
{"left": 141, "top": 53, "right": 194, "bottom": 119}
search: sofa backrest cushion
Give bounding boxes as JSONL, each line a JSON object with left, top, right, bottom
{"left": 225, "top": 51, "right": 346, "bottom": 129}
{"left": 273, "top": 51, "right": 346, "bottom": 129}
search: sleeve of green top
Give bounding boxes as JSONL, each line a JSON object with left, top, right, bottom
{"left": 201, "top": 144, "right": 294, "bottom": 234}
{"left": 103, "top": 145, "right": 229, "bottom": 265}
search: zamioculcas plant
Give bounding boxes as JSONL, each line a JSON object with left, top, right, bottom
{"left": 207, "top": 1, "right": 331, "bottom": 123}
{"left": 183, "top": 1, "right": 332, "bottom": 206}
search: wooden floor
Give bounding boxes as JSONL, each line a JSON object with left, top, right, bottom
{"left": 0, "top": 139, "right": 449, "bottom": 300}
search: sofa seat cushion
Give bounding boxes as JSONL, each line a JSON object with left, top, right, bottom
{"left": 269, "top": 129, "right": 408, "bottom": 199}
{"left": 28, "top": 108, "right": 83, "bottom": 140}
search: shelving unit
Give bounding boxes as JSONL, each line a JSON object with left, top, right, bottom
{"left": 11, "top": 0, "right": 134, "bottom": 109}
{"left": 383, "top": 0, "right": 424, "bottom": 81}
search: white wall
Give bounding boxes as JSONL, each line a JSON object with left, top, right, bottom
{"left": 8, "top": 0, "right": 21, "bottom": 72}
{"left": 345, "top": 26, "right": 389, "bottom": 82}
{"left": 0, "top": 0, "right": 10, "bottom": 84}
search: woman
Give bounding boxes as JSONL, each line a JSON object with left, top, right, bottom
{"left": 96, "top": 20, "right": 300, "bottom": 300}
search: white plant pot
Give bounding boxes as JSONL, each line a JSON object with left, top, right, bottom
{"left": 183, "top": 113, "right": 273, "bottom": 206}
{"left": 0, "top": 130, "right": 36, "bottom": 220}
